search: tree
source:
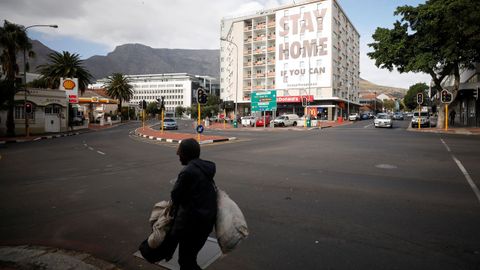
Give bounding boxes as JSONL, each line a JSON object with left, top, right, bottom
{"left": 0, "top": 20, "right": 33, "bottom": 136}
{"left": 383, "top": 100, "right": 395, "bottom": 112}
{"left": 187, "top": 94, "right": 221, "bottom": 119}
{"left": 403, "top": 83, "right": 429, "bottom": 111}
{"left": 368, "top": 0, "right": 480, "bottom": 128}
{"left": 37, "top": 51, "right": 93, "bottom": 94}
{"left": 146, "top": 101, "right": 159, "bottom": 116}
{"left": 175, "top": 106, "right": 185, "bottom": 118}
{"left": 104, "top": 73, "right": 133, "bottom": 118}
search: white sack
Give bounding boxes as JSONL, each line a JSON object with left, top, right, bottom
{"left": 148, "top": 200, "right": 173, "bottom": 248}
{"left": 215, "top": 189, "right": 248, "bottom": 254}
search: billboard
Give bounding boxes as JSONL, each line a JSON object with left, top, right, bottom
{"left": 275, "top": 1, "right": 332, "bottom": 90}
{"left": 60, "top": 78, "right": 79, "bottom": 104}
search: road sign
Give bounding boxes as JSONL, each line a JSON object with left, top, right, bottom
{"left": 196, "top": 124, "right": 204, "bottom": 134}
{"left": 440, "top": 89, "right": 453, "bottom": 103}
{"left": 251, "top": 90, "right": 277, "bottom": 112}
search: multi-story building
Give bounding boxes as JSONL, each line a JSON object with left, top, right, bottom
{"left": 220, "top": 0, "right": 360, "bottom": 121}
{"left": 94, "top": 73, "right": 218, "bottom": 116}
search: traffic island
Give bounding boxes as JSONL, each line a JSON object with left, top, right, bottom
{"left": 135, "top": 126, "right": 237, "bottom": 144}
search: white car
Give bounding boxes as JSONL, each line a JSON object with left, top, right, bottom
{"left": 241, "top": 116, "right": 255, "bottom": 127}
{"left": 374, "top": 113, "right": 393, "bottom": 128}
{"left": 273, "top": 114, "right": 300, "bottom": 127}
{"left": 348, "top": 113, "right": 360, "bottom": 121}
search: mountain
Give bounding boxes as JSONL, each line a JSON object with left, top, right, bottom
{"left": 359, "top": 78, "right": 407, "bottom": 98}
{"left": 83, "top": 44, "right": 220, "bottom": 79}
{"left": 19, "top": 40, "right": 56, "bottom": 73}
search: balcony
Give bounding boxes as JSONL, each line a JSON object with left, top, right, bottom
{"left": 244, "top": 38, "right": 252, "bottom": 43}
{"left": 255, "top": 36, "right": 266, "bottom": 42}
{"left": 254, "top": 61, "right": 265, "bottom": 66}
{"left": 255, "top": 85, "right": 265, "bottom": 89}
{"left": 253, "top": 49, "right": 265, "bottom": 55}
{"left": 267, "top": 22, "right": 275, "bottom": 28}
{"left": 267, "top": 46, "right": 275, "bottom": 52}
{"left": 255, "top": 24, "right": 266, "bottom": 30}
{"left": 267, "top": 85, "right": 276, "bottom": 89}
{"left": 267, "top": 60, "right": 276, "bottom": 65}
{"left": 255, "top": 73, "right": 266, "bottom": 78}
{"left": 244, "top": 50, "right": 252, "bottom": 55}
{"left": 244, "top": 26, "right": 252, "bottom": 32}
{"left": 267, "top": 72, "right": 275, "bottom": 77}
{"left": 268, "top": 35, "right": 276, "bottom": 40}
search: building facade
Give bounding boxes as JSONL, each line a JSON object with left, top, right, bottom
{"left": 94, "top": 73, "right": 219, "bottom": 115}
{"left": 220, "top": 0, "right": 360, "bottom": 120}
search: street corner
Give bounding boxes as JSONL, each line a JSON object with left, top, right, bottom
{"left": 134, "top": 126, "right": 237, "bottom": 145}
{"left": 0, "top": 245, "right": 121, "bottom": 270}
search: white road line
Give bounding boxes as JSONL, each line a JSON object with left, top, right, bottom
{"left": 97, "top": 151, "right": 106, "bottom": 155}
{"left": 441, "top": 139, "right": 480, "bottom": 204}
{"left": 440, "top": 138, "right": 451, "bottom": 152}
{"left": 364, "top": 123, "right": 373, "bottom": 128}
{"left": 452, "top": 156, "right": 480, "bottom": 204}
{"left": 88, "top": 147, "right": 94, "bottom": 151}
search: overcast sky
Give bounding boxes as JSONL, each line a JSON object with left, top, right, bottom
{"left": 0, "top": 0, "right": 431, "bottom": 89}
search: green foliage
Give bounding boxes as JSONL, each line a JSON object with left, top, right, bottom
{"left": 404, "top": 83, "right": 429, "bottom": 110}
{"left": 37, "top": 51, "right": 93, "bottom": 93}
{"left": 368, "top": 0, "right": 480, "bottom": 94}
{"left": 383, "top": 100, "right": 395, "bottom": 112}
{"left": 175, "top": 106, "right": 185, "bottom": 117}
{"left": 104, "top": 73, "right": 133, "bottom": 115}
{"left": 187, "top": 94, "right": 221, "bottom": 119}
{"left": 121, "top": 106, "right": 135, "bottom": 120}
{"left": 0, "top": 20, "right": 32, "bottom": 136}
{"left": 146, "top": 101, "right": 159, "bottom": 115}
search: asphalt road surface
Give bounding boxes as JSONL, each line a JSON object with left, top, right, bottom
{"left": 1, "top": 119, "right": 479, "bottom": 270}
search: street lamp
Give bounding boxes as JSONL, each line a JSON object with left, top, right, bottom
{"left": 220, "top": 37, "right": 238, "bottom": 123}
{"left": 23, "top": 24, "right": 58, "bottom": 136}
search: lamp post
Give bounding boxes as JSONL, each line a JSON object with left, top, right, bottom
{"left": 23, "top": 24, "right": 58, "bottom": 136}
{"left": 220, "top": 37, "right": 238, "bottom": 124}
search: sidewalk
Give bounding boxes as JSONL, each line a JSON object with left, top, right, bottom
{"left": 0, "top": 245, "right": 120, "bottom": 270}
{"left": 135, "top": 126, "right": 237, "bottom": 144}
{"left": 407, "top": 126, "right": 480, "bottom": 135}
{"left": 205, "top": 120, "right": 352, "bottom": 131}
{"left": 0, "top": 123, "right": 124, "bottom": 145}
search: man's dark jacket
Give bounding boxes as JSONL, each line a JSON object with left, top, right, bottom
{"left": 171, "top": 158, "right": 217, "bottom": 236}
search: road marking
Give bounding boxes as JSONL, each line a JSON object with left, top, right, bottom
{"left": 364, "top": 123, "right": 373, "bottom": 128}
{"left": 440, "top": 138, "right": 451, "bottom": 152}
{"left": 97, "top": 151, "right": 106, "bottom": 155}
{"left": 452, "top": 156, "right": 480, "bottom": 204}
{"left": 441, "top": 139, "right": 480, "bottom": 204}
{"left": 88, "top": 147, "right": 94, "bottom": 151}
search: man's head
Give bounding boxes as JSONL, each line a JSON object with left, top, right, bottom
{"left": 177, "top": 138, "right": 200, "bottom": 165}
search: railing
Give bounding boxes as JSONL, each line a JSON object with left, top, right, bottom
{"left": 244, "top": 26, "right": 252, "bottom": 31}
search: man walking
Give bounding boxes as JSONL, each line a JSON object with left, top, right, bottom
{"left": 170, "top": 138, "right": 217, "bottom": 270}
{"left": 450, "top": 109, "right": 456, "bottom": 126}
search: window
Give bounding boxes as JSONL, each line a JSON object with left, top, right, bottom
{"left": 15, "top": 105, "right": 34, "bottom": 119}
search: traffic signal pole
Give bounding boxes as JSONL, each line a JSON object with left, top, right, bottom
{"left": 445, "top": 104, "right": 448, "bottom": 131}
{"left": 418, "top": 107, "right": 421, "bottom": 130}
{"left": 197, "top": 103, "right": 201, "bottom": 141}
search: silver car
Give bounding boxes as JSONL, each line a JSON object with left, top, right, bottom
{"left": 162, "top": 118, "right": 178, "bottom": 130}
{"left": 374, "top": 113, "right": 393, "bottom": 128}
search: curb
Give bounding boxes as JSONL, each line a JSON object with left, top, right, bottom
{"left": 0, "top": 132, "right": 82, "bottom": 145}
{"left": 135, "top": 131, "right": 237, "bottom": 145}
{"left": 0, "top": 245, "right": 120, "bottom": 270}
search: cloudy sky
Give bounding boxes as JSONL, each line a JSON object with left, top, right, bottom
{"left": 0, "top": 0, "right": 430, "bottom": 89}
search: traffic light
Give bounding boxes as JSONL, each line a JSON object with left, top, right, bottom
{"left": 441, "top": 90, "right": 452, "bottom": 103}
{"left": 301, "top": 96, "right": 307, "bottom": 107}
{"left": 197, "top": 88, "right": 208, "bottom": 105}
{"left": 416, "top": 93, "right": 423, "bottom": 105}
{"left": 25, "top": 102, "right": 33, "bottom": 114}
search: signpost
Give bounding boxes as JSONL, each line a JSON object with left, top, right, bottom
{"left": 251, "top": 91, "right": 277, "bottom": 129}
{"left": 441, "top": 89, "right": 453, "bottom": 131}
{"left": 197, "top": 88, "right": 208, "bottom": 140}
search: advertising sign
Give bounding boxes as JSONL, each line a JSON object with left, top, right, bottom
{"left": 276, "top": 1, "right": 332, "bottom": 90}
{"left": 277, "top": 95, "right": 314, "bottom": 103}
{"left": 60, "top": 78, "right": 79, "bottom": 104}
{"left": 251, "top": 91, "right": 277, "bottom": 111}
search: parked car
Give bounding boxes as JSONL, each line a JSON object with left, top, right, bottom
{"left": 411, "top": 112, "right": 428, "bottom": 128}
{"left": 374, "top": 113, "right": 393, "bottom": 128}
{"left": 348, "top": 113, "right": 360, "bottom": 121}
{"left": 162, "top": 118, "right": 178, "bottom": 130}
{"left": 392, "top": 112, "right": 404, "bottom": 120}
{"left": 241, "top": 116, "right": 255, "bottom": 127}
{"left": 252, "top": 116, "right": 271, "bottom": 127}
{"left": 273, "top": 114, "right": 300, "bottom": 127}
{"left": 360, "top": 113, "right": 369, "bottom": 120}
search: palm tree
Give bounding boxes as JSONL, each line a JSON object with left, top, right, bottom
{"left": 104, "top": 73, "right": 133, "bottom": 119}
{"left": 0, "top": 20, "right": 32, "bottom": 137}
{"left": 37, "top": 51, "right": 93, "bottom": 94}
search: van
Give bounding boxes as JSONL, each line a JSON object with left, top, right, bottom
{"left": 273, "top": 114, "right": 300, "bottom": 127}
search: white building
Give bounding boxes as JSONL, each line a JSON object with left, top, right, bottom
{"left": 220, "top": 0, "right": 360, "bottom": 120}
{"left": 95, "top": 73, "right": 218, "bottom": 115}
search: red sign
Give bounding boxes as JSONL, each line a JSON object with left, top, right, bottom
{"left": 276, "top": 95, "right": 314, "bottom": 103}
